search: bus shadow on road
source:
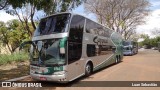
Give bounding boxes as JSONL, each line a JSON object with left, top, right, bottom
{"left": 88, "top": 61, "right": 123, "bottom": 77}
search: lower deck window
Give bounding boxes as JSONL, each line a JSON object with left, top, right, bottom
{"left": 87, "top": 44, "right": 96, "bottom": 57}
{"left": 87, "top": 44, "right": 113, "bottom": 57}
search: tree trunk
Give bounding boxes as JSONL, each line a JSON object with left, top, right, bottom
{"left": 31, "top": 5, "right": 36, "bottom": 30}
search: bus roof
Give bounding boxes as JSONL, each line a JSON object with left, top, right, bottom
{"left": 123, "top": 40, "right": 137, "bottom": 42}
{"left": 41, "top": 12, "right": 114, "bottom": 33}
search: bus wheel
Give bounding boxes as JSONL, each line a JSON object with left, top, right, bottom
{"left": 85, "top": 63, "right": 92, "bottom": 76}
{"left": 118, "top": 55, "right": 121, "bottom": 62}
{"left": 115, "top": 56, "right": 118, "bottom": 64}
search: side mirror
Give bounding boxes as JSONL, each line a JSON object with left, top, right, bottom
{"left": 19, "top": 41, "right": 35, "bottom": 50}
{"left": 59, "top": 38, "right": 67, "bottom": 54}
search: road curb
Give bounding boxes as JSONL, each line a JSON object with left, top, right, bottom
{"left": 5, "top": 75, "right": 30, "bottom": 81}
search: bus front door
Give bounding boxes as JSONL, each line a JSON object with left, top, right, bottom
{"left": 66, "top": 42, "right": 84, "bottom": 81}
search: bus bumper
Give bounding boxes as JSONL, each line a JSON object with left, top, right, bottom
{"left": 30, "top": 73, "right": 67, "bottom": 82}
{"left": 123, "top": 51, "right": 133, "bottom": 55}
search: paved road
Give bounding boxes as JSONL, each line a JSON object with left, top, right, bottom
{"left": 56, "top": 49, "right": 160, "bottom": 90}
{"left": 81, "top": 48, "right": 160, "bottom": 81}
{"left": 1, "top": 49, "right": 160, "bottom": 90}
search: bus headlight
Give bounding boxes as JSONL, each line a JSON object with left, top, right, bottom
{"left": 53, "top": 71, "right": 65, "bottom": 75}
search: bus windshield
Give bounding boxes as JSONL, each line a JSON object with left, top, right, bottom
{"left": 123, "top": 41, "right": 131, "bottom": 46}
{"left": 123, "top": 46, "right": 131, "bottom": 51}
{"left": 34, "top": 14, "right": 70, "bottom": 36}
{"left": 30, "top": 38, "right": 66, "bottom": 66}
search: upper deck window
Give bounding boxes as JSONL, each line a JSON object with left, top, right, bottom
{"left": 123, "top": 41, "right": 131, "bottom": 46}
{"left": 34, "top": 14, "right": 70, "bottom": 36}
{"left": 86, "top": 19, "right": 111, "bottom": 37}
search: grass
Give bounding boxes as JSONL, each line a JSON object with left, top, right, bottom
{"left": 0, "top": 52, "right": 29, "bottom": 65}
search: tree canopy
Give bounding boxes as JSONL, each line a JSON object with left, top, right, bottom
{"left": 138, "top": 34, "right": 160, "bottom": 48}
{"left": 84, "top": 0, "right": 150, "bottom": 40}
{"left": 0, "top": 20, "right": 30, "bottom": 53}
{"left": 0, "top": 0, "right": 84, "bottom": 54}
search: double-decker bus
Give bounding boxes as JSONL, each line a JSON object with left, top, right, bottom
{"left": 123, "top": 40, "right": 138, "bottom": 55}
{"left": 20, "top": 12, "right": 123, "bottom": 82}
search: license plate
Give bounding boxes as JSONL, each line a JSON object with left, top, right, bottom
{"left": 40, "top": 77, "right": 47, "bottom": 81}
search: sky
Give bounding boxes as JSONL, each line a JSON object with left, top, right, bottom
{"left": 0, "top": 10, "right": 17, "bottom": 22}
{"left": 136, "top": 0, "right": 160, "bottom": 38}
{"left": 72, "top": 4, "right": 97, "bottom": 22}
{"left": 0, "top": 0, "right": 160, "bottom": 38}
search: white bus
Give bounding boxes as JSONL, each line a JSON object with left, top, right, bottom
{"left": 20, "top": 12, "right": 123, "bottom": 82}
{"left": 123, "top": 41, "right": 138, "bottom": 56}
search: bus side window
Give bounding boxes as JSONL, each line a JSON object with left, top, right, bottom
{"left": 86, "top": 19, "right": 98, "bottom": 35}
{"left": 87, "top": 44, "right": 96, "bottom": 57}
{"left": 87, "top": 44, "right": 113, "bottom": 57}
{"left": 68, "top": 15, "right": 85, "bottom": 64}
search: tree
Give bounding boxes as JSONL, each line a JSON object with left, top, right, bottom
{"left": 140, "top": 34, "right": 149, "bottom": 39}
{"left": 1, "top": 0, "right": 84, "bottom": 53}
{"left": 0, "top": 21, "right": 11, "bottom": 53}
{"left": 152, "top": 28, "right": 160, "bottom": 36}
{"left": 0, "top": 0, "right": 8, "bottom": 10}
{"left": 0, "top": 20, "right": 30, "bottom": 53}
{"left": 4, "top": 0, "right": 84, "bottom": 37}
{"left": 138, "top": 33, "right": 160, "bottom": 47}
{"left": 84, "top": 0, "right": 150, "bottom": 40}
{"left": 128, "top": 31, "right": 139, "bottom": 42}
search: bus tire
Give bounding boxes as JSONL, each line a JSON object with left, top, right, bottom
{"left": 130, "top": 52, "right": 133, "bottom": 56}
{"left": 115, "top": 56, "right": 118, "bottom": 64}
{"left": 85, "top": 63, "right": 92, "bottom": 76}
{"left": 119, "top": 55, "right": 121, "bottom": 62}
